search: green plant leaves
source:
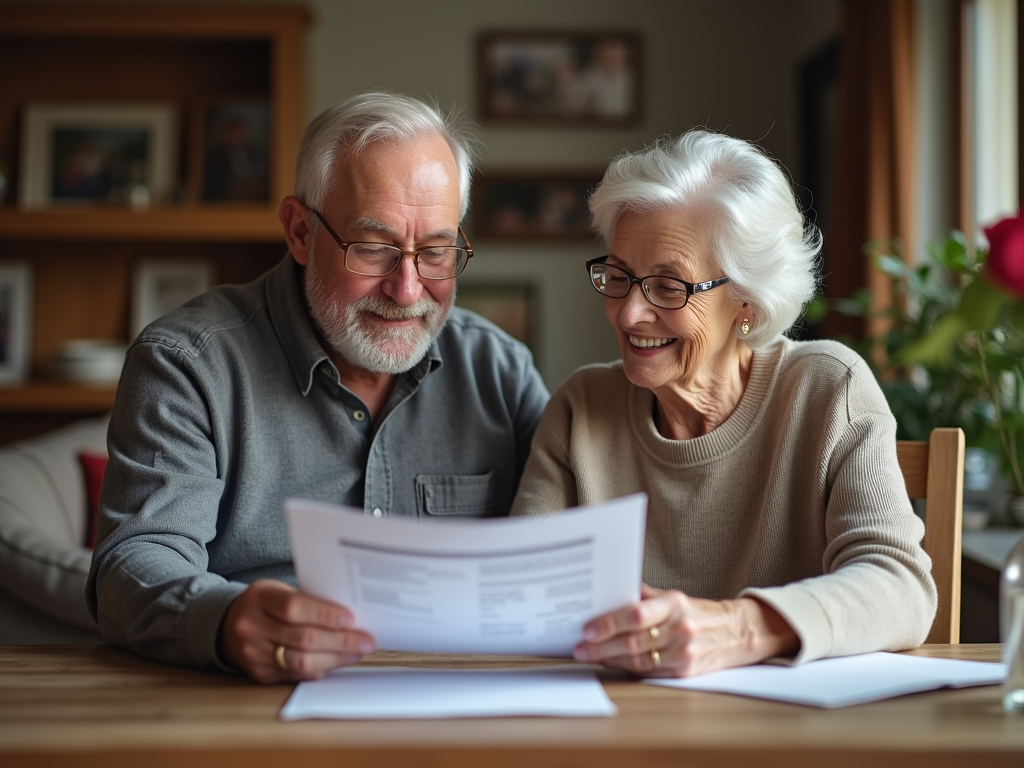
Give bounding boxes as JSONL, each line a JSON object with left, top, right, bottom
{"left": 897, "top": 313, "right": 967, "bottom": 365}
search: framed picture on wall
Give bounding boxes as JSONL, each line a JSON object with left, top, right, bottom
{"left": 456, "top": 282, "right": 537, "bottom": 353}
{"left": 477, "top": 30, "right": 642, "bottom": 125}
{"left": 471, "top": 170, "right": 602, "bottom": 240}
{"left": 131, "top": 260, "right": 214, "bottom": 339}
{"left": 19, "top": 102, "right": 176, "bottom": 208}
{"left": 0, "top": 262, "right": 33, "bottom": 386}
{"left": 189, "top": 96, "right": 271, "bottom": 202}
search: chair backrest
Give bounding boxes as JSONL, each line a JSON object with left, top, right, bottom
{"left": 896, "top": 427, "right": 965, "bottom": 644}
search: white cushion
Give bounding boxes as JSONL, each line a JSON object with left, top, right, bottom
{"left": 0, "top": 416, "right": 109, "bottom": 639}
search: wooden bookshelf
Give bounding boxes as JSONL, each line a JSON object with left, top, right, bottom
{"left": 0, "top": 4, "right": 309, "bottom": 443}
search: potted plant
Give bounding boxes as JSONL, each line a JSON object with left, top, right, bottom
{"left": 899, "top": 214, "right": 1024, "bottom": 522}
{"left": 816, "top": 214, "right": 1024, "bottom": 522}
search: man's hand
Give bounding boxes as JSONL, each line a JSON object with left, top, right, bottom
{"left": 572, "top": 584, "right": 799, "bottom": 678}
{"left": 218, "top": 579, "right": 375, "bottom": 683}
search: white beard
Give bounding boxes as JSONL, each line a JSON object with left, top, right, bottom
{"left": 305, "top": 253, "right": 453, "bottom": 374}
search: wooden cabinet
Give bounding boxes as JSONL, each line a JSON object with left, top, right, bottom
{"left": 0, "top": 4, "right": 309, "bottom": 443}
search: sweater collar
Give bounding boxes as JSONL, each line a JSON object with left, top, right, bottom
{"left": 628, "top": 338, "right": 786, "bottom": 466}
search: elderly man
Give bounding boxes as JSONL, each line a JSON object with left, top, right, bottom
{"left": 87, "top": 92, "right": 549, "bottom": 682}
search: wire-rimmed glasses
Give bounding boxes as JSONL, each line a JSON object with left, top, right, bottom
{"left": 585, "top": 256, "right": 730, "bottom": 310}
{"left": 308, "top": 206, "right": 473, "bottom": 280}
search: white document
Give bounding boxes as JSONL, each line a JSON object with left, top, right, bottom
{"left": 280, "top": 665, "right": 616, "bottom": 720}
{"left": 644, "top": 652, "right": 1006, "bottom": 708}
{"left": 286, "top": 493, "right": 647, "bottom": 655}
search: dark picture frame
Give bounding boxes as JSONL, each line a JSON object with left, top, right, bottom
{"left": 471, "top": 170, "right": 602, "bottom": 240}
{"left": 456, "top": 282, "right": 537, "bottom": 354}
{"left": 797, "top": 38, "right": 841, "bottom": 340}
{"left": 477, "top": 30, "right": 642, "bottom": 125}
{"left": 190, "top": 97, "right": 271, "bottom": 202}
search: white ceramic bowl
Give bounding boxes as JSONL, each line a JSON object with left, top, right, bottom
{"left": 53, "top": 339, "right": 127, "bottom": 384}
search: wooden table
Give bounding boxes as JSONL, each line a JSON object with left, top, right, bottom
{"left": 1, "top": 644, "right": 1022, "bottom": 767}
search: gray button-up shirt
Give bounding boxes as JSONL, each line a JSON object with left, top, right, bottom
{"left": 86, "top": 256, "right": 549, "bottom": 670}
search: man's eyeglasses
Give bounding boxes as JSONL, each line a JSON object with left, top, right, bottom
{"left": 586, "top": 256, "right": 730, "bottom": 310}
{"left": 307, "top": 206, "right": 473, "bottom": 280}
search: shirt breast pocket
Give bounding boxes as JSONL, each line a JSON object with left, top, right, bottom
{"left": 415, "top": 471, "right": 499, "bottom": 518}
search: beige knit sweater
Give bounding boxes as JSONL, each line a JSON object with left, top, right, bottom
{"left": 511, "top": 337, "right": 937, "bottom": 663}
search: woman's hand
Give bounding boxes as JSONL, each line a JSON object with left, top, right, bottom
{"left": 572, "top": 584, "right": 799, "bottom": 677}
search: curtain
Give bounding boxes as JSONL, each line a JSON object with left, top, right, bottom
{"left": 824, "top": 0, "right": 918, "bottom": 344}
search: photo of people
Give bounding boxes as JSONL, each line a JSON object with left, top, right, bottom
{"left": 479, "top": 32, "right": 640, "bottom": 123}
{"left": 472, "top": 173, "right": 601, "bottom": 239}
{"left": 50, "top": 127, "right": 148, "bottom": 201}
{"left": 199, "top": 100, "right": 270, "bottom": 202}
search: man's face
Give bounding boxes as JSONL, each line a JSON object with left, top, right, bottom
{"left": 303, "top": 134, "right": 462, "bottom": 375}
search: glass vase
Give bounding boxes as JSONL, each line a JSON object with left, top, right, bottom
{"left": 1002, "top": 523, "right": 1024, "bottom": 712}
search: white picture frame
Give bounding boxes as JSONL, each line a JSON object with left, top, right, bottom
{"left": 131, "top": 260, "right": 214, "bottom": 339}
{"left": 0, "top": 262, "right": 33, "bottom": 386}
{"left": 19, "top": 102, "right": 177, "bottom": 208}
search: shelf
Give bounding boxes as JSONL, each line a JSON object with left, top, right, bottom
{"left": 0, "top": 3, "right": 307, "bottom": 443}
{"left": 0, "top": 207, "right": 285, "bottom": 242}
{"left": 0, "top": 382, "right": 116, "bottom": 412}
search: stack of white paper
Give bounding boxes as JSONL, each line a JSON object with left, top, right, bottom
{"left": 280, "top": 666, "right": 616, "bottom": 720}
{"left": 644, "top": 652, "right": 1005, "bottom": 708}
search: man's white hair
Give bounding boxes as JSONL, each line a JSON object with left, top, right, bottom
{"left": 295, "top": 91, "right": 480, "bottom": 219}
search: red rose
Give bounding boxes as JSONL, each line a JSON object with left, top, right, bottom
{"left": 984, "top": 213, "right": 1024, "bottom": 297}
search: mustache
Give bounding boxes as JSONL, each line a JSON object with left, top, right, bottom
{"left": 354, "top": 294, "right": 438, "bottom": 320}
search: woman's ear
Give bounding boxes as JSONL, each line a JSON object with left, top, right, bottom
{"left": 279, "top": 195, "right": 312, "bottom": 265}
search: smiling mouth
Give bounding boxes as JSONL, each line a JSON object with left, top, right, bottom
{"left": 628, "top": 335, "right": 677, "bottom": 349}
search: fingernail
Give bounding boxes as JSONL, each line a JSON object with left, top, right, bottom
{"left": 574, "top": 646, "right": 590, "bottom": 662}
{"left": 359, "top": 640, "right": 374, "bottom": 654}
{"left": 583, "top": 626, "right": 598, "bottom": 640}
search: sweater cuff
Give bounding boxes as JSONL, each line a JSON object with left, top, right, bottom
{"left": 741, "top": 584, "right": 833, "bottom": 664}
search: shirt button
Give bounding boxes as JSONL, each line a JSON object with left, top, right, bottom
{"left": 353, "top": 410, "right": 366, "bottom": 422}
{"left": 372, "top": 508, "right": 383, "bottom": 518}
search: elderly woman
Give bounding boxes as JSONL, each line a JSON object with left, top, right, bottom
{"left": 511, "top": 130, "right": 936, "bottom": 677}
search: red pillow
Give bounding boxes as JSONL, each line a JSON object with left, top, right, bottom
{"left": 78, "top": 452, "right": 108, "bottom": 549}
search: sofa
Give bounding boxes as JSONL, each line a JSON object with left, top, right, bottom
{"left": 0, "top": 416, "right": 108, "bottom": 643}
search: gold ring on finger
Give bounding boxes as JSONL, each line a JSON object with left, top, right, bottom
{"left": 274, "top": 644, "right": 288, "bottom": 671}
{"left": 650, "top": 648, "right": 661, "bottom": 668}
{"left": 649, "top": 626, "right": 660, "bottom": 640}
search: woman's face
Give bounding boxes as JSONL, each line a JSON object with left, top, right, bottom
{"left": 603, "top": 208, "right": 745, "bottom": 393}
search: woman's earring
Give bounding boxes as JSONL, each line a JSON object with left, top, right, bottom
{"left": 740, "top": 318, "right": 750, "bottom": 336}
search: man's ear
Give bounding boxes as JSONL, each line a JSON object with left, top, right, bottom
{"left": 279, "top": 195, "right": 312, "bottom": 265}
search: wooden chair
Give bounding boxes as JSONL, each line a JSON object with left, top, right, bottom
{"left": 896, "top": 427, "right": 966, "bottom": 644}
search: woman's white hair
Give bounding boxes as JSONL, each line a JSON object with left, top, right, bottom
{"left": 294, "top": 91, "right": 480, "bottom": 219}
{"left": 589, "top": 130, "right": 821, "bottom": 348}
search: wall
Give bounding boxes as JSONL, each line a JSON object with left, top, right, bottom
{"left": 3, "top": 0, "right": 841, "bottom": 388}
{"left": 305, "top": 0, "right": 840, "bottom": 387}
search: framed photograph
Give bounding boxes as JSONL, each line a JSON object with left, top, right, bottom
{"left": 471, "top": 170, "right": 602, "bottom": 240}
{"left": 131, "top": 260, "right": 214, "bottom": 339}
{"left": 477, "top": 30, "right": 642, "bottom": 125}
{"left": 190, "top": 97, "right": 271, "bottom": 202}
{"left": 19, "top": 102, "right": 176, "bottom": 208}
{"left": 457, "top": 282, "right": 537, "bottom": 353}
{"left": 0, "top": 262, "right": 33, "bottom": 386}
